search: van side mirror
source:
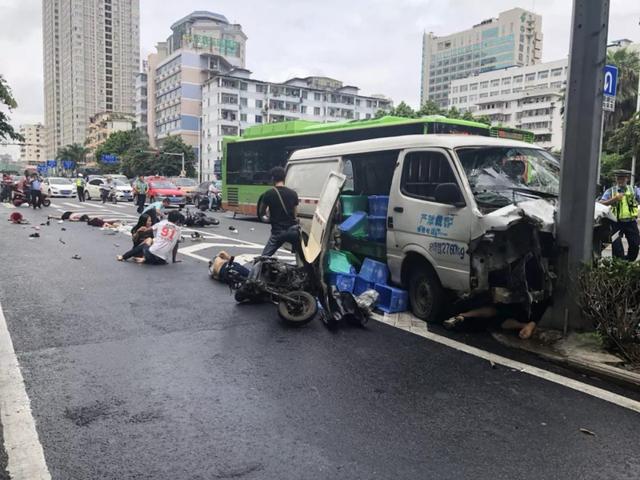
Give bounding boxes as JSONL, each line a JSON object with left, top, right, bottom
{"left": 434, "top": 183, "right": 466, "bottom": 208}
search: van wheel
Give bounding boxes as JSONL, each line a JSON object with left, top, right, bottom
{"left": 408, "top": 267, "right": 443, "bottom": 322}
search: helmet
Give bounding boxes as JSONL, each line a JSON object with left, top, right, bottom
{"left": 78, "top": 173, "right": 83, "bottom": 177}
{"left": 9, "top": 212, "right": 23, "bottom": 224}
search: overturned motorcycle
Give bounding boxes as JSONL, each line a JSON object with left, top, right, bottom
{"left": 182, "top": 207, "right": 220, "bottom": 227}
{"left": 216, "top": 255, "right": 318, "bottom": 326}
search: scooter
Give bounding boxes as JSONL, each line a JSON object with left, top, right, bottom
{"left": 183, "top": 206, "right": 220, "bottom": 227}
{"left": 230, "top": 254, "right": 318, "bottom": 326}
{"left": 12, "top": 188, "right": 51, "bottom": 208}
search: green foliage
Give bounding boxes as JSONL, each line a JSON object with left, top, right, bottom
{"left": 94, "top": 129, "right": 149, "bottom": 175}
{"left": 600, "top": 152, "right": 630, "bottom": 181}
{"left": 374, "top": 100, "right": 491, "bottom": 126}
{"left": 605, "top": 48, "right": 640, "bottom": 131}
{"left": 56, "top": 143, "right": 89, "bottom": 169}
{"left": 607, "top": 113, "right": 640, "bottom": 160}
{"left": 416, "top": 100, "right": 444, "bottom": 116}
{"left": 0, "top": 75, "right": 24, "bottom": 142}
{"left": 578, "top": 258, "right": 640, "bottom": 362}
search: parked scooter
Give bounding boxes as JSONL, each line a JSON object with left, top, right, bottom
{"left": 11, "top": 187, "right": 51, "bottom": 208}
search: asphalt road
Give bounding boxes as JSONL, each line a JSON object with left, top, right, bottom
{"left": 0, "top": 198, "right": 639, "bottom": 480}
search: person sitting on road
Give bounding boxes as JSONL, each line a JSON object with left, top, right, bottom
{"left": 131, "top": 214, "right": 154, "bottom": 246}
{"left": 117, "top": 211, "right": 184, "bottom": 265}
{"left": 444, "top": 299, "right": 548, "bottom": 340}
{"left": 258, "top": 166, "right": 299, "bottom": 257}
{"left": 209, "top": 251, "right": 251, "bottom": 284}
{"left": 143, "top": 198, "right": 171, "bottom": 224}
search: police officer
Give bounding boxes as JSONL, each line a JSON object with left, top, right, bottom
{"left": 600, "top": 169, "right": 640, "bottom": 261}
{"left": 75, "top": 174, "right": 86, "bottom": 202}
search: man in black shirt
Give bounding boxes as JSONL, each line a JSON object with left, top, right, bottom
{"left": 259, "top": 166, "right": 300, "bottom": 256}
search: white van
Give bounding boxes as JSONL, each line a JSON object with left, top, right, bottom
{"left": 286, "top": 134, "right": 613, "bottom": 321}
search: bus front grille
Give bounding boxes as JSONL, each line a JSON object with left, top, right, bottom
{"left": 227, "top": 187, "right": 239, "bottom": 206}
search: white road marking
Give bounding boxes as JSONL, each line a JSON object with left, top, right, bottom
{"left": 0, "top": 302, "right": 51, "bottom": 479}
{"left": 374, "top": 314, "right": 640, "bottom": 414}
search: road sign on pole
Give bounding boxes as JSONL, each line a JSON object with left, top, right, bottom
{"left": 101, "top": 154, "right": 118, "bottom": 164}
{"left": 603, "top": 65, "right": 618, "bottom": 96}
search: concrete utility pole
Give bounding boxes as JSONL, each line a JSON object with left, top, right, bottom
{"left": 549, "top": 0, "right": 610, "bottom": 331}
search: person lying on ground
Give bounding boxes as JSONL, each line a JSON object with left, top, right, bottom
{"left": 209, "top": 250, "right": 251, "bottom": 284}
{"left": 131, "top": 213, "right": 154, "bottom": 246}
{"left": 444, "top": 300, "right": 548, "bottom": 340}
{"left": 142, "top": 198, "right": 171, "bottom": 224}
{"left": 86, "top": 217, "right": 122, "bottom": 228}
{"left": 117, "top": 211, "right": 184, "bottom": 265}
{"left": 48, "top": 211, "right": 90, "bottom": 222}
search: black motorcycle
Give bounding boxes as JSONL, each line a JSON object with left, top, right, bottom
{"left": 182, "top": 207, "right": 220, "bottom": 227}
{"left": 230, "top": 256, "right": 318, "bottom": 326}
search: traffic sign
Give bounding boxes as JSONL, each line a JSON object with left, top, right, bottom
{"left": 101, "top": 154, "right": 118, "bottom": 164}
{"left": 62, "top": 160, "right": 75, "bottom": 169}
{"left": 603, "top": 64, "right": 618, "bottom": 97}
{"left": 37, "top": 164, "right": 48, "bottom": 173}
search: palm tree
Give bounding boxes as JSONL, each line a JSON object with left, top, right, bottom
{"left": 56, "top": 143, "right": 89, "bottom": 166}
{"left": 605, "top": 47, "right": 640, "bottom": 130}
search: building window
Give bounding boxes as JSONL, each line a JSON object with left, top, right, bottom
{"left": 314, "top": 92, "right": 322, "bottom": 101}
{"left": 240, "top": 82, "right": 248, "bottom": 91}
{"left": 501, "top": 78, "right": 511, "bottom": 85}
{"left": 255, "top": 115, "right": 263, "bottom": 123}
{"left": 459, "top": 85, "right": 468, "bottom": 92}
{"left": 459, "top": 96, "right": 467, "bottom": 103}
{"left": 255, "top": 99, "right": 263, "bottom": 108}
{"left": 479, "top": 92, "right": 488, "bottom": 98}
{"left": 470, "top": 83, "right": 478, "bottom": 91}
{"left": 240, "top": 113, "right": 247, "bottom": 122}
{"left": 314, "top": 107, "right": 321, "bottom": 116}
{"left": 513, "top": 75, "right": 523, "bottom": 83}
{"left": 240, "top": 97, "right": 248, "bottom": 107}
{"left": 301, "top": 91, "right": 308, "bottom": 99}
{"left": 490, "top": 91, "right": 499, "bottom": 97}
{"left": 300, "top": 105, "right": 307, "bottom": 114}
{"left": 501, "top": 89, "right": 511, "bottom": 95}
{"left": 452, "top": 86, "right": 459, "bottom": 93}
{"left": 551, "top": 68, "right": 563, "bottom": 77}
{"left": 480, "top": 81, "right": 489, "bottom": 89}
{"left": 490, "top": 79, "right": 500, "bottom": 87}
{"left": 525, "top": 73, "right": 536, "bottom": 82}
{"left": 538, "top": 71, "right": 549, "bottom": 80}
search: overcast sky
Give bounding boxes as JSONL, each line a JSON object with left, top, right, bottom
{"left": 1, "top": 0, "right": 639, "bottom": 158}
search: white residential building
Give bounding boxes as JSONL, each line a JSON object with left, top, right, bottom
{"left": 145, "top": 11, "right": 247, "bottom": 157}
{"left": 200, "top": 71, "right": 393, "bottom": 178}
{"left": 19, "top": 124, "right": 46, "bottom": 165}
{"left": 135, "top": 61, "right": 148, "bottom": 133}
{"left": 421, "top": 8, "right": 543, "bottom": 108}
{"left": 450, "top": 59, "right": 568, "bottom": 151}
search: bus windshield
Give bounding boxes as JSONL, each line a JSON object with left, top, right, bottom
{"left": 456, "top": 146, "right": 559, "bottom": 209}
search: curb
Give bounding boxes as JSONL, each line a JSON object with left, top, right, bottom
{"left": 491, "top": 332, "right": 640, "bottom": 392}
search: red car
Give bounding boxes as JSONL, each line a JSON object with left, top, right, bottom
{"left": 146, "top": 177, "right": 186, "bottom": 208}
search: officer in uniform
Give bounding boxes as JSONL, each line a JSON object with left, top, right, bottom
{"left": 75, "top": 174, "right": 86, "bottom": 202}
{"left": 599, "top": 169, "right": 640, "bottom": 261}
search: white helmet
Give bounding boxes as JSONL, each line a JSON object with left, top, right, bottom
{"left": 78, "top": 173, "right": 83, "bottom": 177}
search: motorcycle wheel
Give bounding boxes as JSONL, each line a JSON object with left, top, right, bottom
{"left": 277, "top": 291, "right": 317, "bottom": 326}
{"left": 42, "top": 198, "right": 51, "bottom": 207}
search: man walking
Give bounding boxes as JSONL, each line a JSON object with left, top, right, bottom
{"left": 259, "top": 166, "right": 299, "bottom": 257}
{"left": 133, "top": 175, "right": 148, "bottom": 214}
{"left": 75, "top": 174, "right": 86, "bottom": 202}
{"left": 600, "top": 169, "right": 640, "bottom": 261}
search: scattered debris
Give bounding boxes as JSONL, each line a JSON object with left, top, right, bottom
{"left": 46, "top": 220, "right": 50, "bottom": 226}
{"left": 40, "top": 222, "right": 46, "bottom": 226}
{"left": 228, "top": 225, "right": 236, "bottom": 230}
{"left": 489, "top": 360, "right": 497, "bottom": 369}
{"left": 71, "top": 254, "right": 81, "bottom": 260}
{"left": 113, "top": 243, "right": 120, "bottom": 248}
{"left": 190, "top": 232, "right": 203, "bottom": 241}
{"left": 29, "top": 232, "right": 40, "bottom": 238}
{"left": 579, "top": 428, "right": 596, "bottom": 436}
{"left": 58, "top": 238, "right": 66, "bottom": 244}
{"left": 541, "top": 422, "right": 547, "bottom": 427}
{"left": 57, "top": 220, "right": 64, "bottom": 224}
{"left": 61, "top": 227, "right": 67, "bottom": 231}
{"left": 230, "top": 228, "right": 239, "bottom": 234}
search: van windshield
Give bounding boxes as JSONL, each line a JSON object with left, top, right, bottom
{"left": 456, "top": 146, "right": 560, "bottom": 209}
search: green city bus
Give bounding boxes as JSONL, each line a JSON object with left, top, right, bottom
{"left": 222, "top": 115, "right": 533, "bottom": 216}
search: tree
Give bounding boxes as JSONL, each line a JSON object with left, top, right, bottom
{"left": 56, "top": 143, "right": 89, "bottom": 169}
{"left": 155, "top": 135, "right": 196, "bottom": 177}
{"left": 0, "top": 75, "right": 24, "bottom": 142}
{"left": 417, "top": 100, "right": 444, "bottom": 117}
{"left": 607, "top": 112, "right": 640, "bottom": 163}
{"left": 94, "top": 129, "right": 149, "bottom": 175}
{"left": 606, "top": 47, "right": 640, "bottom": 130}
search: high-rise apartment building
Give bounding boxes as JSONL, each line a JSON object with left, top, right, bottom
{"left": 19, "top": 124, "right": 46, "bottom": 165}
{"left": 42, "top": 0, "right": 140, "bottom": 158}
{"left": 145, "top": 11, "right": 247, "bottom": 161}
{"left": 135, "top": 60, "right": 148, "bottom": 132}
{"left": 200, "top": 71, "right": 392, "bottom": 178}
{"left": 420, "top": 8, "right": 542, "bottom": 108}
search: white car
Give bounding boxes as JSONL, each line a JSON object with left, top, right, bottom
{"left": 42, "top": 177, "right": 76, "bottom": 198}
{"left": 85, "top": 177, "right": 134, "bottom": 201}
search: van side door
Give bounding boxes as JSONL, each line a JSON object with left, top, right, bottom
{"left": 387, "top": 148, "right": 474, "bottom": 293}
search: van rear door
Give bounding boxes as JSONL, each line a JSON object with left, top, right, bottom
{"left": 387, "top": 148, "right": 473, "bottom": 292}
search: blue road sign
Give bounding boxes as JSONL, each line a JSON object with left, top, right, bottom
{"left": 46, "top": 159, "right": 57, "bottom": 168}
{"left": 37, "top": 164, "right": 48, "bottom": 173}
{"left": 101, "top": 154, "right": 118, "bottom": 164}
{"left": 603, "top": 65, "right": 618, "bottom": 96}
{"left": 62, "top": 160, "right": 75, "bottom": 169}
